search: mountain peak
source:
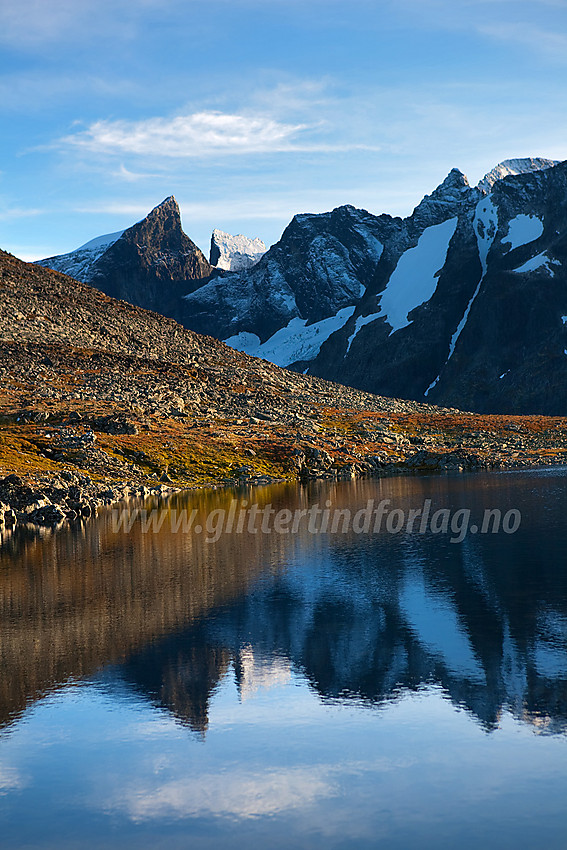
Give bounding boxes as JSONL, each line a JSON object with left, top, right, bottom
{"left": 477, "top": 158, "right": 559, "bottom": 192}
{"left": 122, "top": 195, "right": 189, "bottom": 251}
{"left": 434, "top": 168, "right": 471, "bottom": 195}
{"left": 37, "top": 196, "right": 212, "bottom": 316}
{"left": 411, "top": 167, "right": 476, "bottom": 228}
{"left": 140, "top": 195, "right": 181, "bottom": 225}
{"left": 210, "top": 229, "right": 266, "bottom": 271}
{"left": 153, "top": 194, "right": 178, "bottom": 210}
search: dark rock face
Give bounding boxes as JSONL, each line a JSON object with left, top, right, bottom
{"left": 311, "top": 162, "right": 567, "bottom": 415}
{"left": 181, "top": 158, "right": 567, "bottom": 415}
{"left": 182, "top": 204, "right": 395, "bottom": 342}
{"left": 39, "top": 196, "right": 212, "bottom": 320}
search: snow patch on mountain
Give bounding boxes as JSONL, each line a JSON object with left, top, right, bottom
{"left": 503, "top": 214, "right": 544, "bottom": 251}
{"left": 474, "top": 196, "right": 499, "bottom": 275}
{"left": 345, "top": 310, "right": 383, "bottom": 354}
{"left": 513, "top": 252, "right": 559, "bottom": 276}
{"left": 78, "top": 230, "right": 124, "bottom": 252}
{"left": 224, "top": 306, "right": 356, "bottom": 367}
{"left": 347, "top": 218, "right": 458, "bottom": 360}
{"left": 37, "top": 230, "right": 124, "bottom": 282}
{"left": 210, "top": 229, "right": 266, "bottom": 271}
{"left": 447, "top": 198, "right": 497, "bottom": 350}
{"left": 477, "top": 158, "right": 558, "bottom": 193}
{"left": 379, "top": 217, "right": 458, "bottom": 334}
{"left": 425, "top": 197, "right": 498, "bottom": 397}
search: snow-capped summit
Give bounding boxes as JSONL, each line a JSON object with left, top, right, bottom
{"left": 209, "top": 229, "right": 266, "bottom": 271}
{"left": 477, "top": 158, "right": 559, "bottom": 192}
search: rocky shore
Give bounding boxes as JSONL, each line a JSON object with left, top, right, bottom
{"left": 1, "top": 249, "right": 566, "bottom": 534}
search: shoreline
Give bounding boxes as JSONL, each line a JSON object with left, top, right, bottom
{"left": 1, "top": 433, "right": 565, "bottom": 535}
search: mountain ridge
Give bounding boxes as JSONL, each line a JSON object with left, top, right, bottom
{"left": 35, "top": 156, "right": 567, "bottom": 414}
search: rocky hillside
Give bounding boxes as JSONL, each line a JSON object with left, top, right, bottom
{"left": 2, "top": 249, "right": 567, "bottom": 530}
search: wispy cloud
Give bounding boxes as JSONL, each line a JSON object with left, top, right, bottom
{"left": 0, "top": 0, "right": 172, "bottom": 47}
{"left": 0, "top": 71, "right": 141, "bottom": 113}
{"left": 112, "top": 164, "right": 165, "bottom": 182}
{"left": 0, "top": 0, "right": 105, "bottom": 46}
{"left": 57, "top": 108, "right": 378, "bottom": 159}
{"left": 0, "top": 205, "right": 44, "bottom": 221}
{"left": 387, "top": 0, "right": 567, "bottom": 62}
{"left": 60, "top": 111, "right": 309, "bottom": 157}
{"left": 72, "top": 189, "right": 387, "bottom": 224}
{"left": 478, "top": 21, "right": 567, "bottom": 60}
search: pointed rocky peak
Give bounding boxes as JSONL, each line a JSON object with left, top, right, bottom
{"left": 79, "top": 196, "right": 213, "bottom": 313}
{"left": 145, "top": 194, "right": 180, "bottom": 222}
{"left": 425, "top": 168, "right": 471, "bottom": 201}
{"left": 120, "top": 195, "right": 188, "bottom": 248}
{"left": 411, "top": 168, "right": 478, "bottom": 229}
{"left": 477, "top": 158, "right": 559, "bottom": 193}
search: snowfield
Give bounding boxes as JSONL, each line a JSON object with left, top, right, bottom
{"left": 503, "top": 214, "right": 544, "bottom": 251}
{"left": 224, "top": 306, "right": 355, "bottom": 367}
{"left": 378, "top": 217, "right": 458, "bottom": 334}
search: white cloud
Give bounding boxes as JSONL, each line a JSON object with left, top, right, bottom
{"left": 57, "top": 106, "right": 378, "bottom": 159}
{"left": 60, "top": 111, "right": 310, "bottom": 158}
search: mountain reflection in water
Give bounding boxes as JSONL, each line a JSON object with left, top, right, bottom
{"left": 1, "top": 470, "right": 566, "bottom": 737}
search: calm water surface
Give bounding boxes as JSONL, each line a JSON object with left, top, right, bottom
{"left": 1, "top": 469, "right": 566, "bottom": 849}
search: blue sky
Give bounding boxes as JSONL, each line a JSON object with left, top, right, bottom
{"left": 1, "top": 0, "right": 567, "bottom": 260}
